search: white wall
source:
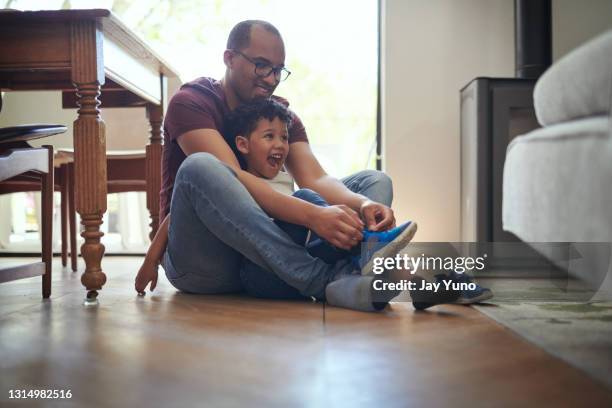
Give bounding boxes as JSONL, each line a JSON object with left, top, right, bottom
{"left": 382, "top": 0, "right": 612, "bottom": 242}
{"left": 382, "top": 0, "right": 514, "bottom": 241}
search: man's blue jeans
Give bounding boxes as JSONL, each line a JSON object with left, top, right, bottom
{"left": 162, "top": 153, "right": 394, "bottom": 311}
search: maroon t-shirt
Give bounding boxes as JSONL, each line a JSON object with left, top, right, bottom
{"left": 160, "top": 77, "right": 309, "bottom": 218}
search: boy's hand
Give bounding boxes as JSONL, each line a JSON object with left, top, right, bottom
{"left": 309, "top": 205, "right": 364, "bottom": 250}
{"left": 360, "top": 200, "right": 395, "bottom": 231}
{"left": 135, "top": 258, "right": 159, "bottom": 295}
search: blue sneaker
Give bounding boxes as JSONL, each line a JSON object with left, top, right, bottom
{"left": 435, "top": 270, "right": 493, "bottom": 304}
{"left": 355, "top": 221, "right": 418, "bottom": 274}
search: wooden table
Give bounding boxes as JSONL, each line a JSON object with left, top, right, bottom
{"left": 0, "top": 9, "right": 179, "bottom": 302}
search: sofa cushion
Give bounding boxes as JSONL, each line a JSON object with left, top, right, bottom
{"left": 534, "top": 29, "right": 612, "bottom": 126}
{"left": 503, "top": 115, "right": 611, "bottom": 243}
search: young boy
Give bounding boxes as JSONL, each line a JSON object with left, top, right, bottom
{"left": 224, "top": 99, "right": 421, "bottom": 302}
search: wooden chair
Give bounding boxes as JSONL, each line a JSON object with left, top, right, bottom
{"left": 56, "top": 149, "right": 147, "bottom": 267}
{"left": 1, "top": 148, "right": 146, "bottom": 273}
{"left": 0, "top": 152, "right": 75, "bottom": 269}
{"left": 0, "top": 124, "right": 66, "bottom": 298}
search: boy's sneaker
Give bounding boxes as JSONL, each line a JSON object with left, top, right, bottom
{"left": 435, "top": 271, "right": 493, "bottom": 304}
{"left": 356, "top": 221, "right": 418, "bottom": 274}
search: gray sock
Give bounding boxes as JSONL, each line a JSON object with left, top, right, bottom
{"left": 325, "top": 275, "right": 400, "bottom": 312}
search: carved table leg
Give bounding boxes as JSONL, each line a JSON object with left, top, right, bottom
{"left": 73, "top": 83, "right": 107, "bottom": 303}
{"left": 145, "top": 103, "right": 163, "bottom": 241}
{"left": 71, "top": 20, "right": 107, "bottom": 303}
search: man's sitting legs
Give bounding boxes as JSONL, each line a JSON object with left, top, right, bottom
{"left": 166, "top": 152, "right": 349, "bottom": 299}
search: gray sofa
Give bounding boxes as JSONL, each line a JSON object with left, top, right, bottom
{"left": 502, "top": 29, "right": 612, "bottom": 297}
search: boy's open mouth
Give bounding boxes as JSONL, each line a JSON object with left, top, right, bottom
{"left": 267, "top": 153, "right": 284, "bottom": 168}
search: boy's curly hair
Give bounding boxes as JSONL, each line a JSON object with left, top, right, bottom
{"left": 225, "top": 98, "right": 292, "bottom": 141}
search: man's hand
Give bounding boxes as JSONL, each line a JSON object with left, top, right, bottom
{"left": 360, "top": 200, "right": 395, "bottom": 231}
{"left": 135, "top": 258, "right": 159, "bottom": 295}
{"left": 309, "top": 205, "right": 364, "bottom": 250}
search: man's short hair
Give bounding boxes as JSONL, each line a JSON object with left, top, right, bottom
{"left": 227, "top": 20, "right": 282, "bottom": 51}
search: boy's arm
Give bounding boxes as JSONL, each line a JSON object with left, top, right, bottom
{"left": 135, "top": 214, "right": 169, "bottom": 293}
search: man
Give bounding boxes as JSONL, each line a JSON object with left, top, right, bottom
{"left": 135, "top": 20, "right": 456, "bottom": 311}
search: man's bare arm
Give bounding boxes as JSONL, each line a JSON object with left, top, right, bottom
{"left": 134, "top": 214, "right": 169, "bottom": 293}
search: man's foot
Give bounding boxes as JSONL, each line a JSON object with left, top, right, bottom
{"left": 435, "top": 271, "right": 493, "bottom": 305}
{"left": 356, "top": 221, "right": 418, "bottom": 274}
{"left": 410, "top": 277, "right": 462, "bottom": 310}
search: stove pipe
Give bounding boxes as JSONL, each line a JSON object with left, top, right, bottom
{"left": 514, "top": 0, "right": 552, "bottom": 78}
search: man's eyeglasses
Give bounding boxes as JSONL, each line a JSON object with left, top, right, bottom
{"left": 232, "top": 50, "right": 291, "bottom": 82}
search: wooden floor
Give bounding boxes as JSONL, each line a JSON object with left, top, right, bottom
{"left": 1, "top": 257, "right": 611, "bottom": 408}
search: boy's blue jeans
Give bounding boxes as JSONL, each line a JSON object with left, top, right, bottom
{"left": 162, "top": 153, "right": 394, "bottom": 311}
{"left": 240, "top": 188, "right": 359, "bottom": 300}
